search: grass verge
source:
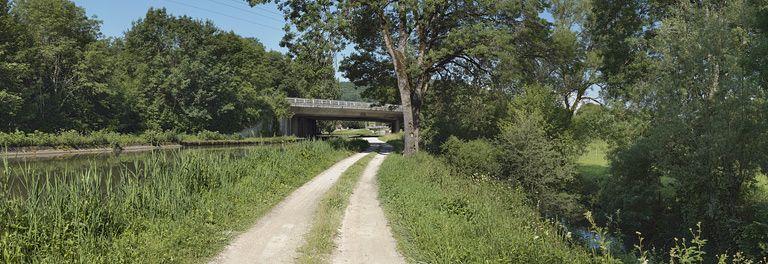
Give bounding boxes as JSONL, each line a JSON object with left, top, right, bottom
{"left": 377, "top": 153, "right": 594, "bottom": 263}
{"left": 330, "top": 129, "right": 378, "bottom": 137}
{"left": 576, "top": 141, "right": 610, "bottom": 199}
{"left": 296, "top": 153, "right": 375, "bottom": 263}
{"left": 0, "top": 130, "right": 297, "bottom": 150}
{"left": 0, "top": 141, "right": 351, "bottom": 263}
{"left": 379, "top": 132, "right": 403, "bottom": 153}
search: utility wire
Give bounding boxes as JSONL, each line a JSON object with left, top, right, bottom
{"left": 162, "top": 0, "right": 282, "bottom": 32}
{"left": 201, "top": 0, "right": 285, "bottom": 23}
{"left": 223, "top": 0, "right": 284, "bottom": 17}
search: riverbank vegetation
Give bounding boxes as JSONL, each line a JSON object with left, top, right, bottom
{"left": 326, "top": 0, "right": 767, "bottom": 260}
{"left": 377, "top": 153, "right": 593, "bottom": 263}
{"left": 0, "top": 141, "right": 352, "bottom": 262}
{"left": 3, "top": 0, "right": 768, "bottom": 262}
{"left": 0, "top": 130, "right": 298, "bottom": 150}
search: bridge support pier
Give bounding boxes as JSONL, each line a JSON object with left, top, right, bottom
{"left": 279, "top": 117, "right": 318, "bottom": 138}
{"left": 392, "top": 119, "right": 401, "bottom": 133}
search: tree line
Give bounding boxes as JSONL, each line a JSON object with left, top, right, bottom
{"left": 259, "top": 0, "right": 768, "bottom": 261}
{"left": 2, "top": 0, "right": 768, "bottom": 260}
{"left": 0, "top": 0, "right": 339, "bottom": 134}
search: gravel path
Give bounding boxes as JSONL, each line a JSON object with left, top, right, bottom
{"left": 210, "top": 152, "right": 369, "bottom": 264}
{"left": 331, "top": 152, "right": 405, "bottom": 264}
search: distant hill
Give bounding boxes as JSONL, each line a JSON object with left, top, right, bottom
{"left": 339, "top": 82, "right": 373, "bottom": 102}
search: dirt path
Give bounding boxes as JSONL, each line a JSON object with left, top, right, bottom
{"left": 331, "top": 152, "right": 405, "bottom": 264}
{"left": 210, "top": 152, "right": 369, "bottom": 264}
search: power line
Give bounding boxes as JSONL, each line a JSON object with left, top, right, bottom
{"left": 223, "top": 0, "right": 284, "bottom": 17}
{"left": 201, "top": 0, "right": 285, "bottom": 23}
{"left": 162, "top": 0, "right": 282, "bottom": 32}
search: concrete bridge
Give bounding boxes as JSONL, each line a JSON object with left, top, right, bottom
{"left": 278, "top": 98, "right": 403, "bottom": 137}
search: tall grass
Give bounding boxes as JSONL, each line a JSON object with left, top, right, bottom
{"left": 0, "top": 130, "right": 298, "bottom": 150}
{"left": 377, "top": 153, "right": 594, "bottom": 263}
{"left": 0, "top": 141, "right": 351, "bottom": 263}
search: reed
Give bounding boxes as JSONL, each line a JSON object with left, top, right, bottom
{"left": 0, "top": 141, "right": 351, "bottom": 263}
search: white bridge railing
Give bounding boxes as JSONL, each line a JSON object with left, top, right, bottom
{"left": 286, "top": 97, "right": 402, "bottom": 112}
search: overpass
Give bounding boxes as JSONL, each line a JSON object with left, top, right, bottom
{"left": 278, "top": 98, "right": 403, "bottom": 137}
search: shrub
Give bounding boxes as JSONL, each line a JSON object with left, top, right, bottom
{"left": 140, "top": 130, "right": 180, "bottom": 146}
{"left": 497, "top": 111, "right": 582, "bottom": 220}
{"left": 440, "top": 136, "right": 502, "bottom": 179}
{"left": 193, "top": 130, "right": 242, "bottom": 141}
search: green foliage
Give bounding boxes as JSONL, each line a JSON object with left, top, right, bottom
{"left": 497, "top": 110, "right": 583, "bottom": 220}
{"left": 5, "top": 0, "right": 106, "bottom": 132}
{"left": 0, "top": 141, "right": 349, "bottom": 262}
{"left": 421, "top": 80, "right": 509, "bottom": 152}
{"left": 329, "top": 128, "right": 376, "bottom": 137}
{"left": 508, "top": 84, "right": 574, "bottom": 138}
{"left": 440, "top": 136, "right": 502, "bottom": 179}
{"left": 122, "top": 8, "right": 286, "bottom": 133}
{"left": 572, "top": 104, "right": 614, "bottom": 142}
{"left": 376, "top": 153, "right": 594, "bottom": 263}
{"left": 0, "top": 130, "right": 145, "bottom": 149}
{"left": 604, "top": 0, "right": 768, "bottom": 257}
{"left": 0, "top": 1, "right": 327, "bottom": 135}
{"left": 327, "top": 138, "right": 370, "bottom": 152}
{"left": 0, "top": 130, "right": 295, "bottom": 150}
{"left": 338, "top": 82, "right": 369, "bottom": 102}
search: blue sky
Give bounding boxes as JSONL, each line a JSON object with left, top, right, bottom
{"left": 72, "top": 0, "right": 288, "bottom": 53}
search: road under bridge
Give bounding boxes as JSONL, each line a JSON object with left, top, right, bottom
{"left": 278, "top": 98, "right": 403, "bottom": 137}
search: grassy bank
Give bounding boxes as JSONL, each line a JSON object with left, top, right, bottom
{"left": 378, "top": 132, "right": 403, "bottom": 152}
{"left": 0, "top": 141, "right": 351, "bottom": 263}
{"left": 296, "top": 153, "right": 375, "bottom": 263}
{"left": 377, "top": 153, "right": 593, "bottom": 263}
{"left": 0, "top": 130, "right": 298, "bottom": 150}
{"left": 576, "top": 141, "right": 611, "bottom": 199}
{"left": 330, "top": 129, "right": 377, "bottom": 137}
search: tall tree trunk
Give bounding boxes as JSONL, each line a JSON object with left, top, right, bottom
{"left": 398, "top": 84, "right": 420, "bottom": 155}
{"left": 376, "top": 8, "right": 422, "bottom": 155}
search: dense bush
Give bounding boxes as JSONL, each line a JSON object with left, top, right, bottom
{"left": 179, "top": 130, "right": 243, "bottom": 141}
{"left": 599, "top": 1, "right": 768, "bottom": 258}
{"left": 421, "top": 80, "right": 508, "bottom": 152}
{"left": 433, "top": 86, "right": 584, "bottom": 222}
{"left": 440, "top": 136, "right": 502, "bottom": 179}
{"left": 0, "top": 130, "right": 147, "bottom": 149}
{"left": 496, "top": 111, "right": 582, "bottom": 221}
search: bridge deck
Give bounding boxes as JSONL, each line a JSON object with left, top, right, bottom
{"left": 275, "top": 98, "right": 403, "bottom": 137}
{"left": 287, "top": 98, "right": 402, "bottom": 112}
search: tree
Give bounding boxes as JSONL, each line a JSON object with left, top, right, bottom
{"left": 0, "top": 0, "right": 30, "bottom": 131}
{"left": 542, "top": 0, "right": 602, "bottom": 115}
{"left": 10, "top": 0, "right": 102, "bottom": 131}
{"left": 249, "top": 0, "right": 539, "bottom": 155}
{"left": 122, "top": 8, "right": 289, "bottom": 133}
{"left": 586, "top": 0, "right": 675, "bottom": 102}
{"left": 607, "top": 0, "right": 768, "bottom": 254}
